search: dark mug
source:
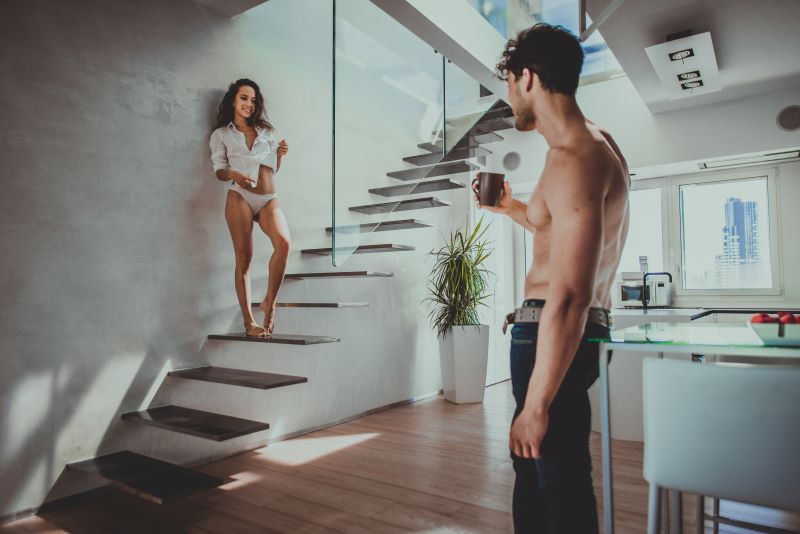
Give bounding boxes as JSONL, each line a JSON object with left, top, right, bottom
{"left": 472, "top": 172, "right": 505, "bottom": 207}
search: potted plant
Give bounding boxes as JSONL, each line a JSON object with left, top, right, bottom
{"left": 425, "top": 217, "right": 494, "bottom": 404}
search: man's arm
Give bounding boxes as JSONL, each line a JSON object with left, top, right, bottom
{"left": 509, "top": 149, "right": 607, "bottom": 458}
{"left": 473, "top": 180, "right": 536, "bottom": 233}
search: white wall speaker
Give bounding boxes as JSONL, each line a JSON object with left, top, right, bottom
{"left": 777, "top": 105, "right": 800, "bottom": 132}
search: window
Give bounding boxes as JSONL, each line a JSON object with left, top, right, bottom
{"left": 619, "top": 188, "right": 664, "bottom": 273}
{"left": 624, "top": 167, "right": 782, "bottom": 299}
{"left": 678, "top": 175, "right": 774, "bottom": 290}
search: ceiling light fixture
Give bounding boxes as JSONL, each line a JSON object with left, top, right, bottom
{"left": 677, "top": 70, "right": 700, "bottom": 81}
{"left": 669, "top": 48, "right": 694, "bottom": 61}
{"left": 645, "top": 32, "right": 721, "bottom": 100}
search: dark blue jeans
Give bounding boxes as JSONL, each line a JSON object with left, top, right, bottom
{"left": 509, "top": 320, "right": 609, "bottom": 534}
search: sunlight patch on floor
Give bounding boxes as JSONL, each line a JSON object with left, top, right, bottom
{"left": 254, "top": 433, "right": 380, "bottom": 466}
{"left": 219, "top": 470, "right": 264, "bottom": 491}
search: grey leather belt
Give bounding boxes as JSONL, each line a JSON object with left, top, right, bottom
{"left": 502, "top": 305, "right": 611, "bottom": 334}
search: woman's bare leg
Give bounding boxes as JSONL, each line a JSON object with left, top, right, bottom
{"left": 225, "top": 189, "right": 267, "bottom": 338}
{"left": 256, "top": 199, "right": 291, "bottom": 334}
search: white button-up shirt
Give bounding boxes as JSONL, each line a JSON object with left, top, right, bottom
{"left": 209, "top": 122, "right": 278, "bottom": 180}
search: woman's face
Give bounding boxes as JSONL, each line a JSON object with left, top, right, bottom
{"left": 233, "top": 85, "right": 257, "bottom": 121}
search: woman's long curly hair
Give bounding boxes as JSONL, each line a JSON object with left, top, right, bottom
{"left": 214, "top": 78, "right": 274, "bottom": 131}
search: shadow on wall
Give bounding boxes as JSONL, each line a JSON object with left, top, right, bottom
{"left": 0, "top": 0, "right": 254, "bottom": 519}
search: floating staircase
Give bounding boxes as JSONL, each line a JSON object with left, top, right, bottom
{"left": 62, "top": 97, "right": 510, "bottom": 510}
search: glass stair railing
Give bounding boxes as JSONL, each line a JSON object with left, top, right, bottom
{"left": 330, "top": 0, "right": 514, "bottom": 267}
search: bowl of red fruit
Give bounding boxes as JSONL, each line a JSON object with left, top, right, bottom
{"left": 748, "top": 312, "right": 800, "bottom": 346}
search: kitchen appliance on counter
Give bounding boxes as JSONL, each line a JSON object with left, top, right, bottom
{"left": 617, "top": 271, "right": 672, "bottom": 308}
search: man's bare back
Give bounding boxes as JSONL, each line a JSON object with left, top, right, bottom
{"left": 524, "top": 122, "right": 630, "bottom": 309}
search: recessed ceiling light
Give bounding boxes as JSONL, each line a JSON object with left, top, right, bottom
{"left": 677, "top": 70, "right": 700, "bottom": 81}
{"left": 681, "top": 80, "right": 704, "bottom": 89}
{"left": 669, "top": 48, "right": 694, "bottom": 61}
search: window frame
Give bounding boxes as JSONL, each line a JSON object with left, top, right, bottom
{"left": 664, "top": 166, "right": 783, "bottom": 297}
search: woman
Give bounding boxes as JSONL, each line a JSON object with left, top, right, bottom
{"left": 209, "top": 78, "right": 290, "bottom": 337}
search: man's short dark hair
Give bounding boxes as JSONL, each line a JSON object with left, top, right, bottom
{"left": 496, "top": 23, "right": 584, "bottom": 96}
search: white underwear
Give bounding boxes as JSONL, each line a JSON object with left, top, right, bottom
{"left": 230, "top": 184, "right": 277, "bottom": 216}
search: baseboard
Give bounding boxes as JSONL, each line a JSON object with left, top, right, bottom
{"left": 2, "top": 388, "right": 444, "bottom": 525}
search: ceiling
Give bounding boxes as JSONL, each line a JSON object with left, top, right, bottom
{"left": 588, "top": 0, "right": 800, "bottom": 113}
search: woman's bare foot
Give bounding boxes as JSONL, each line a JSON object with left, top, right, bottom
{"left": 245, "top": 321, "right": 268, "bottom": 338}
{"left": 259, "top": 301, "right": 276, "bottom": 335}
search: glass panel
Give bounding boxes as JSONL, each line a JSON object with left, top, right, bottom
{"left": 444, "top": 59, "right": 502, "bottom": 154}
{"left": 619, "top": 188, "right": 663, "bottom": 273}
{"left": 465, "top": 0, "right": 623, "bottom": 82}
{"left": 333, "top": 0, "right": 445, "bottom": 266}
{"left": 679, "top": 176, "right": 773, "bottom": 290}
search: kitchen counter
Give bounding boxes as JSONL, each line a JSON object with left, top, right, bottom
{"left": 611, "top": 307, "right": 800, "bottom": 322}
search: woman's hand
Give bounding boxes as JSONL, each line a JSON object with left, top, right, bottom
{"left": 277, "top": 139, "right": 289, "bottom": 157}
{"left": 231, "top": 171, "right": 256, "bottom": 189}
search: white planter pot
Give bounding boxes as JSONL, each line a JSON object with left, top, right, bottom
{"left": 438, "top": 325, "right": 490, "bottom": 404}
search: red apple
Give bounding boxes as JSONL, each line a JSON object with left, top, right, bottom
{"left": 751, "top": 313, "right": 773, "bottom": 323}
{"left": 778, "top": 311, "right": 793, "bottom": 318}
{"left": 779, "top": 314, "right": 797, "bottom": 324}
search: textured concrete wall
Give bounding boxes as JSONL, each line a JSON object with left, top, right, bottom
{"left": 0, "top": 0, "right": 467, "bottom": 518}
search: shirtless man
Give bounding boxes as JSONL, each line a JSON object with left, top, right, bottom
{"left": 474, "top": 24, "right": 630, "bottom": 533}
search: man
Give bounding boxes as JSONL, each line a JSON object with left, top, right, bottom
{"left": 474, "top": 23, "right": 630, "bottom": 533}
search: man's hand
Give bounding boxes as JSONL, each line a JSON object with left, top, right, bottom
{"left": 472, "top": 176, "right": 513, "bottom": 215}
{"left": 509, "top": 408, "right": 548, "bottom": 459}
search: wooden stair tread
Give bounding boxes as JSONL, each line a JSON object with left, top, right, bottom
{"left": 416, "top": 131, "right": 504, "bottom": 153}
{"left": 349, "top": 197, "right": 451, "bottom": 215}
{"left": 325, "top": 219, "right": 432, "bottom": 234}
{"left": 386, "top": 161, "right": 478, "bottom": 181}
{"left": 284, "top": 271, "right": 393, "bottom": 279}
{"left": 403, "top": 146, "right": 491, "bottom": 166}
{"left": 208, "top": 333, "right": 341, "bottom": 344}
{"left": 251, "top": 302, "right": 369, "bottom": 308}
{"left": 168, "top": 366, "right": 307, "bottom": 389}
{"left": 66, "top": 451, "right": 224, "bottom": 504}
{"left": 301, "top": 243, "right": 414, "bottom": 256}
{"left": 122, "top": 405, "right": 270, "bottom": 441}
{"left": 368, "top": 178, "right": 464, "bottom": 197}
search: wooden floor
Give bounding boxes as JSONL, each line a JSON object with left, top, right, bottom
{"left": 2, "top": 381, "right": 702, "bottom": 533}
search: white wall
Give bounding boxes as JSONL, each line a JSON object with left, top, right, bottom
{"left": 0, "top": 0, "right": 468, "bottom": 519}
